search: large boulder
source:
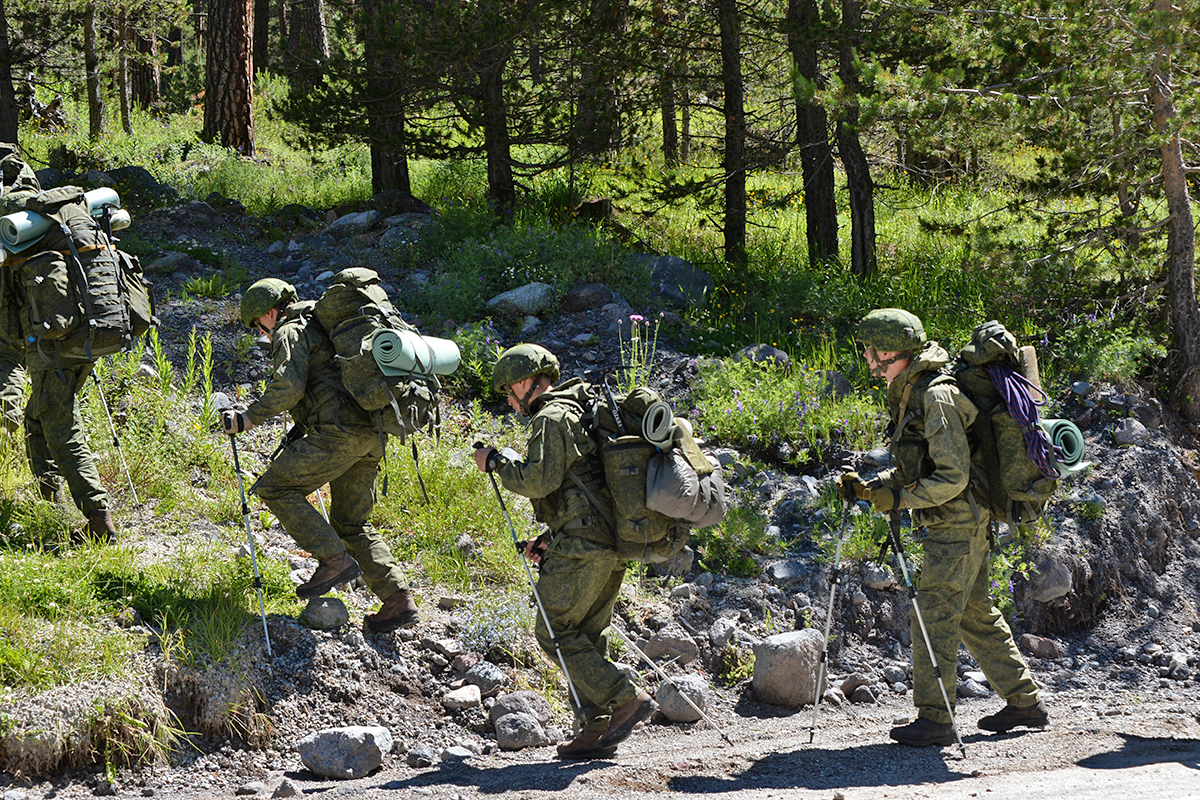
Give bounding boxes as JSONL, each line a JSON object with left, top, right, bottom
{"left": 750, "top": 629, "right": 823, "bottom": 708}
{"left": 655, "top": 675, "right": 710, "bottom": 723}
{"left": 486, "top": 282, "right": 554, "bottom": 317}
{"left": 629, "top": 254, "right": 714, "bottom": 310}
{"left": 295, "top": 726, "right": 393, "bottom": 779}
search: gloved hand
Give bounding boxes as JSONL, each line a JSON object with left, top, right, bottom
{"left": 220, "top": 409, "right": 252, "bottom": 435}
{"left": 837, "top": 471, "right": 901, "bottom": 512}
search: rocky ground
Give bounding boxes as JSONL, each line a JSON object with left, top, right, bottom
{"left": 4, "top": 184, "right": 1200, "bottom": 799}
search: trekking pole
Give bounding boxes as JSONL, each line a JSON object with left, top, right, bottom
{"left": 91, "top": 373, "right": 139, "bottom": 507}
{"left": 809, "top": 499, "right": 852, "bottom": 743}
{"left": 611, "top": 622, "right": 735, "bottom": 745}
{"left": 474, "top": 442, "right": 583, "bottom": 713}
{"left": 411, "top": 440, "right": 431, "bottom": 505}
{"left": 886, "top": 512, "right": 965, "bottom": 757}
{"left": 228, "top": 432, "right": 273, "bottom": 658}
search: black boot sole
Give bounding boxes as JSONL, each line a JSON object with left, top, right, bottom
{"left": 296, "top": 562, "right": 362, "bottom": 598}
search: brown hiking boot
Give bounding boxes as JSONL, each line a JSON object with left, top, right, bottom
{"left": 597, "top": 691, "right": 656, "bottom": 748}
{"left": 890, "top": 718, "right": 957, "bottom": 747}
{"left": 83, "top": 508, "right": 117, "bottom": 542}
{"left": 296, "top": 551, "right": 361, "bottom": 598}
{"left": 978, "top": 700, "right": 1049, "bottom": 732}
{"left": 556, "top": 729, "right": 617, "bottom": 760}
{"left": 365, "top": 588, "right": 419, "bottom": 632}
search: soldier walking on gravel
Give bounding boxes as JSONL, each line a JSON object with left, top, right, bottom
{"left": 839, "top": 309, "right": 1049, "bottom": 746}
{"left": 474, "top": 344, "right": 655, "bottom": 760}
{"left": 221, "top": 278, "right": 419, "bottom": 633}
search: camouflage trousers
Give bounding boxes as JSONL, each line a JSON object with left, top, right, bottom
{"left": 913, "top": 512, "right": 1041, "bottom": 724}
{"left": 254, "top": 424, "right": 408, "bottom": 602}
{"left": 534, "top": 531, "right": 638, "bottom": 731}
{"left": 25, "top": 362, "right": 107, "bottom": 513}
{"left": 0, "top": 351, "right": 24, "bottom": 433}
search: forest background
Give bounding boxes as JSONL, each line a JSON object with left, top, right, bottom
{"left": 1, "top": 0, "right": 1199, "bottom": 770}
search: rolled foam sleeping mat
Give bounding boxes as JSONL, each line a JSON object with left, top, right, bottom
{"left": 641, "top": 400, "right": 676, "bottom": 450}
{"left": 1040, "top": 418, "right": 1091, "bottom": 474}
{"left": 371, "top": 328, "right": 461, "bottom": 376}
{"left": 0, "top": 188, "right": 124, "bottom": 252}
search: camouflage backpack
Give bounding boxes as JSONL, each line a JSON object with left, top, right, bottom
{"left": 9, "top": 186, "right": 153, "bottom": 373}
{"left": 951, "top": 321, "right": 1062, "bottom": 528}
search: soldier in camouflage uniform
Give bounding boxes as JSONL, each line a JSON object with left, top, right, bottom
{"left": 474, "top": 344, "right": 654, "bottom": 760}
{"left": 0, "top": 143, "right": 41, "bottom": 434}
{"left": 221, "top": 278, "right": 419, "bottom": 632}
{"left": 839, "top": 309, "right": 1048, "bottom": 747}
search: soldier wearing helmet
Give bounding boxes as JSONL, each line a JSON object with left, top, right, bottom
{"left": 473, "top": 345, "right": 655, "bottom": 760}
{"left": 221, "top": 277, "right": 419, "bottom": 633}
{"left": 840, "top": 309, "right": 1047, "bottom": 747}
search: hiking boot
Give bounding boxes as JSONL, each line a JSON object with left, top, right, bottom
{"left": 978, "top": 700, "right": 1049, "bottom": 732}
{"left": 365, "top": 588, "right": 419, "bottom": 632}
{"left": 296, "top": 551, "right": 361, "bottom": 599}
{"left": 890, "top": 718, "right": 957, "bottom": 747}
{"left": 597, "top": 691, "right": 656, "bottom": 749}
{"left": 83, "top": 508, "right": 117, "bottom": 542}
{"left": 556, "top": 729, "right": 618, "bottom": 760}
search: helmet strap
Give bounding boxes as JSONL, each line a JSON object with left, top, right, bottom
{"left": 516, "top": 375, "right": 549, "bottom": 416}
{"left": 866, "top": 347, "right": 911, "bottom": 378}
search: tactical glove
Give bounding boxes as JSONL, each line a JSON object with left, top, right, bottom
{"left": 837, "top": 471, "right": 867, "bottom": 502}
{"left": 837, "top": 471, "right": 901, "bottom": 513}
{"left": 221, "top": 409, "right": 250, "bottom": 435}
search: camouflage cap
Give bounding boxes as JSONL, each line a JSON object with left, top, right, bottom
{"left": 856, "top": 308, "right": 927, "bottom": 352}
{"left": 493, "top": 344, "right": 560, "bottom": 393}
{"left": 241, "top": 278, "right": 296, "bottom": 328}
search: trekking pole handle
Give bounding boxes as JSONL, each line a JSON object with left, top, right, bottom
{"left": 601, "top": 380, "right": 627, "bottom": 436}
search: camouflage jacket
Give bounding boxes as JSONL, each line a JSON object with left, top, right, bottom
{"left": 493, "top": 378, "right": 612, "bottom": 539}
{"left": 877, "top": 341, "right": 980, "bottom": 530}
{"left": 246, "top": 301, "right": 369, "bottom": 431}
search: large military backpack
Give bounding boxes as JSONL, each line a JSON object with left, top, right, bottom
{"left": 313, "top": 267, "right": 458, "bottom": 440}
{"left": 950, "top": 320, "right": 1067, "bottom": 529}
{"left": 9, "top": 186, "right": 153, "bottom": 372}
{"left": 572, "top": 383, "right": 728, "bottom": 562}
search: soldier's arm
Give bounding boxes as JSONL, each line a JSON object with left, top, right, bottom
{"left": 246, "top": 323, "right": 310, "bottom": 425}
{"left": 494, "top": 415, "right": 576, "bottom": 499}
{"left": 897, "top": 383, "right": 973, "bottom": 509}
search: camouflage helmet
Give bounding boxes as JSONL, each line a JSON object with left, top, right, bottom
{"left": 241, "top": 279, "right": 296, "bottom": 328}
{"left": 856, "top": 308, "right": 927, "bottom": 352}
{"left": 493, "top": 344, "right": 560, "bottom": 393}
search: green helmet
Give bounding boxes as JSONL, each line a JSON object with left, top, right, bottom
{"left": 856, "top": 308, "right": 927, "bottom": 352}
{"left": 493, "top": 344, "right": 560, "bottom": 393}
{"left": 241, "top": 279, "right": 296, "bottom": 327}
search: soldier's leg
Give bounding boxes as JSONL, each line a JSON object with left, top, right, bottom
{"left": 26, "top": 364, "right": 107, "bottom": 513}
{"left": 325, "top": 438, "right": 409, "bottom": 601}
{"left": 0, "top": 355, "right": 24, "bottom": 434}
{"left": 911, "top": 531, "right": 977, "bottom": 724}
{"left": 535, "top": 535, "right": 637, "bottom": 731}
{"left": 959, "top": 528, "right": 1040, "bottom": 705}
{"left": 254, "top": 427, "right": 364, "bottom": 560}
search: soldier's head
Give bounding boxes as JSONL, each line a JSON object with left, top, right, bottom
{"left": 493, "top": 344, "right": 559, "bottom": 415}
{"left": 241, "top": 279, "right": 297, "bottom": 336}
{"left": 856, "top": 308, "right": 926, "bottom": 383}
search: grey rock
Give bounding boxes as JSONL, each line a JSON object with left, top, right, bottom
{"left": 710, "top": 617, "right": 738, "bottom": 648}
{"left": 650, "top": 546, "right": 694, "bottom": 578}
{"left": 271, "top": 779, "right": 299, "bottom": 798}
{"left": 642, "top": 623, "right": 699, "bottom": 665}
{"left": 765, "top": 559, "right": 807, "bottom": 585}
{"left": 296, "top": 726, "right": 393, "bottom": 779}
{"left": 441, "top": 685, "right": 482, "bottom": 710}
{"left": 406, "top": 744, "right": 436, "bottom": 768}
{"left": 299, "top": 597, "right": 349, "bottom": 631}
{"left": 655, "top": 674, "right": 710, "bottom": 723}
{"left": 465, "top": 661, "right": 506, "bottom": 695}
{"left": 849, "top": 685, "right": 877, "bottom": 704}
{"left": 440, "top": 746, "right": 474, "bottom": 761}
{"left": 267, "top": 240, "right": 285, "bottom": 256}
{"left": 486, "top": 282, "right": 555, "bottom": 316}
{"left": 326, "top": 209, "right": 380, "bottom": 238}
{"left": 489, "top": 691, "right": 553, "bottom": 726}
{"left": 5, "top": 791, "right": 29, "bottom": 800}
{"left": 1072, "top": 381, "right": 1094, "bottom": 397}
{"left": 1020, "top": 633, "right": 1061, "bottom": 659}
{"left": 636, "top": 254, "right": 714, "bottom": 309}
{"left": 563, "top": 283, "right": 614, "bottom": 311}
{"left": 379, "top": 226, "right": 419, "bottom": 250}
{"left": 882, "top": 665, "right": 907, "bottom": 684}
{"left": 840, "top": 672, "right": 872, "bottom": 696}
{"left": 861, "top": 563, "right": 896, "bottom": 590}
{"left": 862, "top": 449, "right": 892, "bottom": 468}
{"left": 1029, "top": 554, "right": 1072, "bottom": 603}
{"left": 494, "top": 712, "right": 549, "bottom": 751}
{"left": 735, "top": 343, "right": 791, "bottom": 368}
{"left": 236, "top": 782, "right": 266, "bottom": 796}
{"left": 751, "top": 628, "right": 824, "bottom": 708}
{"left": 1112, "top": 418, "right": 1149, "bottom": 445}
{"left": 957, "top": 678, "right": 992, "bottom": 698}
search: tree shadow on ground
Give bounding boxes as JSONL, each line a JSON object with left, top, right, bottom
{"left": 360, "top": 758, "right": 617, "bottom": 795}
{"left": 1076, "top": 733, "right": 1200, "bottom": 772}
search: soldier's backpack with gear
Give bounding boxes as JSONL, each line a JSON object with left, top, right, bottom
{"left": 7, "top": 186, "right": 153, "bottom": 373}
{"left": 312, "top": 267, "right": 459, "bottom": 440}
{"left": 950, "top": 320, "right": 1086, "bottom": 529}
{"left": 572, "top": 382, "right": 728, "bottom": 563}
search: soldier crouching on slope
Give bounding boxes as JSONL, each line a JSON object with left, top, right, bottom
{"left": 839, "top": 309, "right": 1049, "bottom": 746}
{"left": 221, "top": 278, "right": 419, "bottom": 632}
{"left": 473, "top": 344, "right": 655, "bottom": 759}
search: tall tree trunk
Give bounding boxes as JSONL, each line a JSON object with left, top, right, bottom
{"left": 680, "top": 81, "right": 690, "bottom": 163}
{"left": 117, "top": 9, "right": 133, "bottom": 134}
{"left": 278, "top": 0, "right": 291, "bottom": 73}
{"left": 1152, "top": 1, "right": 1200, "bottom": 419}
{"left": 202, "top": 0, "right": 255, "bottom": 154}
{"left": 288, "top": 0, "right": 329, "bottom": 89}
{"left": 479, "top": 52, "right": 515, "bottom": 217}
{"left": 253, "top": 0, "right": 269, "bottom": 74}
{"left": 84, "top": 4, "right": 104, "bottom": 139}
{"left": 718, "top": 0, "right": 746, "bottom": 267}
{"left": 654, "top": 0, "right": 677, "bottom": 166}
{"left": 788, "top": 0, "right": 838, "bottom": 265}
{"left": 836, "top": 0, "right": 875, "bottom": 279}
{"left": 0, "top": 0, "right": 18, "bottom": 144}
{"left": 574, "top": 0, "right": 625, "bottom": 156}
{"left": 132, "top": 33, "right": 161, "bottom": 109}
{"left": 362, "top": 0, "right": 409, "bottom": 195}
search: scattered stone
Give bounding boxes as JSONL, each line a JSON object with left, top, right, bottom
{"left": 423, "top": 637, "right": 465, "bottom": 658}
{"left": 326, "top": 209, "right": 379, "bottom": 238}
{"left": 883, "top": 665, "right": 907, "bottom": 684}
{"left": 751, "top": 628, "right": 823, "bottom": 708}
{"left": 442, "top": 684, "right": 482, "bottom": 710}
{"left": 642, "top": 623, "right": 700, "bottom": 665}
{"left": 440, "top": 746, "right": 474, "bottom": 761}
{"left": 957, "top": 677, "right": 992, "bottom": 698}
{"left": 451, "top": 652, "right": 483, "bottom": 672}
{"left": 490, "top": 691, "right": 554, "bottom": 726}
{"left": 656, "top": 675, "right": 710, "bottom": 723}
{"left": 406, "top": 744, "right": 436, "bottom": 768}
{"left": 439, "top": 595, "right": 468, "bottom": 610}
{"left": 299, "top": 597, "right": 349, "bottom": 631}
{"left": 494, "top": 711, "right": 549, "bottom": 751}
{"left": 849, "top": 685, "right": 877, "bottom": 704}
{"left": 236, "top": 782, "right": 266, "bottom": 796}
{"left": 861, "top": 563, "right": 896, "bottom": 590}
{"left": 840, "top": 673, "right": 871, "bottom": 696}
{"left": 710, "top": 617, "right": 738, "bottom": 648}
{"left": 271, "top": 779, "right": 299, "bottom": 798}
{"left": 563, "top": 283, "right": 614, "bottom": 311}
{"left": 1113, "top": 418, "right": 1150, "bottom": 446}
{"left": 1029, "top": 553, "right": 1073, "bottom": 602}
{"left": 486, "top": 282, "right": 554, "bottom": 316}
{"left": 94, "top": 779, "right": 119, "bottom": 796}
{"left": 735, "top": 343, "right": 791, "bottom": 368}
{"left": 1020, "top": 634, "right": 1061, "bottom": 659}
{"left": 296, "top": 726, "right": 394, "bottom": 779}
{"left": 465, "top": 661, "right": 506, "bottom": 695}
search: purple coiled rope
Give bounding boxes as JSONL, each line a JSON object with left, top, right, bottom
{"left": 983, "top": 362, "right": 1060, "bottom": 480}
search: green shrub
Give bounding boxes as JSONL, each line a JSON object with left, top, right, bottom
{"left": 690, "top": 500, "right": 780, "bottom": 577}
